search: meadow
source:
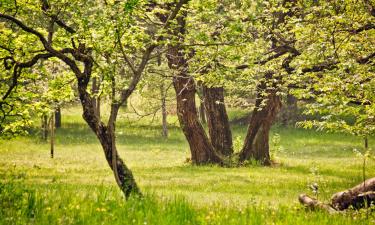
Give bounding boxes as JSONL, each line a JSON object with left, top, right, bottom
{"left": 0, "top": 107, "right": 374, "bottom": 224}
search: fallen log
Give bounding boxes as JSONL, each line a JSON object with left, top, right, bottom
{"left": 298, "top": 194, "right": 337, "bottom": 214}
{"left": 331, "top": 178, "right": 375, "bottom": 210}
{"left": 299, "top": 177, "right": 375, "bottom": 212}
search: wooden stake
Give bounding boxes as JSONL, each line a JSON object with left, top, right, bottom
{"left": 50, "top": 113, "right": 55, "bottom": 158}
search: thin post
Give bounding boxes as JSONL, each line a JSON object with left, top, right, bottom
{"left": 50, "top": 113, "right": 55, "bottom": 158}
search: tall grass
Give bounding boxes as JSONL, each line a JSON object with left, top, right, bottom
{"left": 1, "top": 175, "right": 373, "bottom": 225}
{"left": 0, "top": 106, "right": 374, "bottom": 224}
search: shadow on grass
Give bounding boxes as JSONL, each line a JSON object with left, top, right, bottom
{"left": 31, "top": 121, "right": 187, "bottom": 148}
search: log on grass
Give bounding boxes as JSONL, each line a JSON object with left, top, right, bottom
{"left": 331, "top": 177, "right": 375, "bottom": 210}
{"left": 299, "top": 177, "right": 375, "bottom": 212}
{"left": 298, "top": 194, "right": 337, "bottom": 214}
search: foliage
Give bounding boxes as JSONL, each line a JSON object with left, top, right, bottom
{"left": 288, "top": 1, "right": 375, "bottom": 138}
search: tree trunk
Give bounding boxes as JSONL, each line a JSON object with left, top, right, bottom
{"left": 96, "top": 123, "right": 141, "bottom": 198}
{"left": 239, "top": 76, "right": 282, "bottom": 165}
{"left": 54, "top": 107, "right": 61, "bottom": 128}
{"left": 172, "top": 75, "right": 223, "bottom": 164}
{"left": 299, "top": 177, "right": 375, "bottom": 212}
{"left": 203, "top": 86, "right": 233, "bottom": 156}
{"left": 331, "top": 177, "right": 375, "bottom": 210}
{"left": 199, "top": 101, "right": 207, "bottom": 124}
{"left": 197, "top": 84, "right": 207, "bottom": 124}
{"left": 41, "top": 115, "right": 48, "bottom": 141}
{"left": 91, "top": 76, "right": 101, "bottom": 118}
{"left": 164, "top": 10, "right": 223, "bottom": 165}
{"left": 50, "top": 113, "right": 55, "bottom": 158}
{"left": 160, "top": 83, "right": 168, "bottom": 138}
{"left": 77, "top": 72, "right": 140, "bottom": 198}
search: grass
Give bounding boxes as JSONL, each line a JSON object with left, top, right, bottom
{"left": 0, "top": 106, "right": 374, "bottom": 224}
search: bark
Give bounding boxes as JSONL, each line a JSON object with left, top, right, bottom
{"left": 92, "top": 76, "right": 101, "bottom": 118}
{"left": 298, "top": 194, "right": 337, "bottom": 214}
{"left": 41, "top": 115, "right": 48, "bottom": 141}
{"left": 54, "top": 107, "right": 61, "bottom": 128}
{"left": 172, "top": 75, "right": 223, "bottom": 164}
{"left": 299, "top": 177, "right": 375, "bottom": 212}
{"left": 199, "top": 101, "right": 207, "bottom": 124}
{"left": 77, "top": 83, "right": 140, "bottom": 198}
{"left": 197, "top": 84, "right": 207, "bottom": 124}
{"left": 165, "top": 11, "right": 223, "bottom": 165}
{"left": 331, "top": 177, "right": 375, "bottom": 210}
{"left": 70, "top": 45, "right": 141, "bottom": 198}
{"left": 50, "top": 113, "right": 55, "bottom": 158}
{"left": 239, "top": 76, "right": 282, "bottom": 165}
{"left": 203, "top": 86, "right": 233, "bottom": 156}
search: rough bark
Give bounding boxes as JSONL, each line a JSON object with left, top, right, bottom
{"left": 239, "top": 75, "right": 282, "bottom": 165}
{"left": 172, "top": 75, "right": 223, "bottom": 164}
{"left": 165, "top": 10, "right": 223, "bottom": 165}
{"left": 299, "top": 177, "right": 375, "bottom": 212}
{"left": 203, "top": 86, "right": 233, "bottom": 156}
{"left": 197, "top": 84, "right": 207, "bottom": 124}
{"left": 331, "top": 177, "right": 375, "bottom": 210}
{"left": 91, "top": 76, "right": 101, "bottom": 118}
{"left": 199, "top": 101, "right": 207, "bottom": 124}
{"left": 77, "top": 82, "right": 140, "bottom": 198}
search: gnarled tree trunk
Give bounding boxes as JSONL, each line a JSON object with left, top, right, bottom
{"left": 172, "top": 75, "right": 223, "bottom": 164}
{"left": 164, "top": 10, "right": 223, "bottom": 165}
{"left": 239, "top": 75, "right": 282, "bottom": 165}
{"left": 203, "top": 86, "right": 233, "bottom": 156}
{"left": 77, "top": 83, "right": 140, "bottom": 198}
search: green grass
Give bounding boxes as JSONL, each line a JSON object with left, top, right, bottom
{"left": 0, "top": 106, "right": 374, "bottom": 224}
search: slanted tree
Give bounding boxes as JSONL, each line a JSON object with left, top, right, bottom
{"left": 0, "top": 0, "right": 189, "bottom": 197}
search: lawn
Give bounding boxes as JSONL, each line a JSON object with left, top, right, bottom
{"left": 0, "top": 107, "right": 374, "bottom": 224}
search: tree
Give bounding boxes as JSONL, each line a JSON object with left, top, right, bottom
{"left": 290, "top": 0, "right": 375, "bottom": 146}
{"left": 158, "top": 4, "right": 224, "bottom": 164}
{"left": 0, "top": 0, "right": 189, "bottom": 198}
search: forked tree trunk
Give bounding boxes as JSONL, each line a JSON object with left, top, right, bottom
{"left": 239, "top": 76, "right": 282, "bottom": 165}
{"left": 172, "top": 75, "right": 223, "bottom": 164}
{"left": 203, "top": 86, "right": 233, "bottom": 156}
{"left": 165, "top": 11, "right": 223, "bottom": 165}
{"left": 77, "top": 71, "right": 140, "bottom": 198}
